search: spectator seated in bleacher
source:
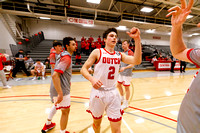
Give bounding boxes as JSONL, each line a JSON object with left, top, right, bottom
{"left": 25, "top": 54, "right": 34, "bottom": 70}
{"left": 81, "top": 36, "right": 85, "bottom": 42}
{"left": 81, "top": 40, "right": 85, "bottom": 54}
{"left": 31, "top": 59, "right": 45, "bottom": 80}
{"left": 75, "top": 52, "right": 82, "bottom": 65}
{"left": 97, "top": 36, "right": 101, "bottom": 43}
{"left": 158, "top": 54, "right": 166, "bottom": 61}
{"left": 151, "top": 55, "right": 158, "bottom": 65}
{"left": 74, "top": 38, "right": 79, "bottom": 54}
{"left": 96, "top": 41, "right": 101, "bottom": 49}
{"left": 44, "top": 56, "right": 50, "bottom": 69}
{"left": 89, "top": 35, "right": 94, "bottom": 45}
{"left": 85, "top": 40, "right": 90, "bottom": 56}
{"left": 91, "top": 41, "right": 96, "bottom": 52}
{"left": 166, "top": 55, "right": 172, "bottom": 61}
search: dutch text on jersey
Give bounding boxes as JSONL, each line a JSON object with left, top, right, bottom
{"left": 102, "top": 57, "right": 120, "bottom": 64}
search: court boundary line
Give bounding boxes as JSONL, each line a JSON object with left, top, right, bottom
{"left": 0, "top": 94, "right": 177, "bottom": 122}
{"left": 128, "top": 106, "right": 177, "bottom": 122}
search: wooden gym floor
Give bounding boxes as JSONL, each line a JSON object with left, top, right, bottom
{"left": 0, "top": 69, "right": 198, "bottom": 133}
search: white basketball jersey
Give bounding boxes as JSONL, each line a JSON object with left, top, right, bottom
{"left": 93, "top": 48, "right": 122, "bottom": 90}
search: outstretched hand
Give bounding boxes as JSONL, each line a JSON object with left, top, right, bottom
{"left": 126, "top": 27, "right": 140, "bottom": 39}
{"left": 166, "top": 0, "right": 193, "bottom": 27}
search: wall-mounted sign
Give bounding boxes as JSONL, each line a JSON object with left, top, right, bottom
{"left": 67, "top": 17, "right": 94, "bottom": 25}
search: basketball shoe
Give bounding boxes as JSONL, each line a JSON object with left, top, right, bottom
{"left": 41, "top": 122, "right": 56, "bottom": 133}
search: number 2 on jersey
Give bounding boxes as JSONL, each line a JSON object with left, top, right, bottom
{"left": 108, "top": 66, "right": 115, "bottom": 79}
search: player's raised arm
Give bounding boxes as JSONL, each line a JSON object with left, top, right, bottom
{"left": 121, "top": 27, "right": 142, "bottom": 65}
{"left": 166, "top": 0, "right": 194, "bottom": 62}
{"left": 80, "top": 49, "right": 103, "bottom": 89}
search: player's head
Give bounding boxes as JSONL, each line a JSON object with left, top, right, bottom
{"left": 103, "top": 28, "right": 118, "bottom": 47}
{"left": 63, "top": 37, "right": 76, "bottom": 53}
{"left": 53, "top": 41, "right": 62, "bottom": 47}
{"left": 122, "top": 40, "right": 129, "bottom": 50}
{"left": 36, "top": 59, "right": 41, "bottom": 64}
{"left": 19, "top": 49, "right": 24, "bottom": 53}
{"left": 103, "top": 28, "right": 118, "bottom": 39}
{"left": 26, "top": 54, "right": 30, "bottom": 58}
{"left": 53, "top": 41, "right": 62, "bottom": 53}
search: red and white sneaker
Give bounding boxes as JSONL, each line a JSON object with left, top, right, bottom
{"left": 41, "top": 122, "right": 56, "bottom": 133}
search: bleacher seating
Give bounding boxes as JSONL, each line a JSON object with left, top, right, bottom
{"left": 27, "top": 39, "right": 88, "bottom": 72}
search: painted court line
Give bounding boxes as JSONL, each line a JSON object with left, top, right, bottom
{"left": 129, "top": 106, "right": 177, "bottom": 122}
{"left": 0, "top": 95, "right": 177, "bottom": 122}
{"left": 130, "top": 103, "right": 181, "bottom": 113}
{"left": 125, "top": 111, "right": 176, "bottom": 130}
{"left": 122, "top": 118, "right": 134, "bottom": 133}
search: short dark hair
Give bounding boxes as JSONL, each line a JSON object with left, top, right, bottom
{"left": 19, "top": 49, "right": 24, "bottom": 51}
{"left": 53, "top": 41, "right": 62, "bottom": 48}
{"left": 103, "top": 28, "right": 118, "bottom": 39}
{"left": 122, "top": 40, "right": 129, "bottom": 44}
{"left": 36, "top": 59, "right": 41, "bottom": 62}
{"left": 63, "top": 37, "right": 74, "bottom": 50}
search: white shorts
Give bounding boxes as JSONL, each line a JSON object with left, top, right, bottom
{"left": 117, "top": 75, "right": 132, "bottom": 86}
{"left": 87, "top": 88, "right": 124, "bottom": 122}
{"left": 54, "top": 94, "right": 70, "bottom": 110}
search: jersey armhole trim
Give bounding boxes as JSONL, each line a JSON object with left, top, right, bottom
{"left": 54, "top": 69, "right": 64, "bottom": 74}
{"left": 95, "top": 48, "right": 101, "bottom": 64}
{"left": 187, "top": 48, "right": 200, "bottom": 68}
{"left": 119, "top": 52, "right": 122, "bottom": 61}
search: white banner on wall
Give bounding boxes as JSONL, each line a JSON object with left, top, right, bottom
{"left": 158, "top": 62, "right": 180, "bottom": 69}
{"left": 67, "top": 17, "right": 94, "bottom": 25}
{"left": 158, "top": 63, "right": 171, "bottom": 69}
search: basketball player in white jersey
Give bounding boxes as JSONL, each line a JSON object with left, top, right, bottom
{"left": 167, "top": 0, "right": 200, "bottom": 132}
{"left": 81, "top": 27, "right": 141, "bottom": 133}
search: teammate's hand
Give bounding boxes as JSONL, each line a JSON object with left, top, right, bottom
{"left": 119, "top": 67, "right": 125, "bottom": 72}
{"left": 91, "top": 78, "right": 103, "bottom": 89}
{"left": 166, "top": 0, "right": 193, "bottom": 27}
{"left": 127, "top": 27, "right": 140, "bottom": 39}
{"left": 55, "top": 94, "right": 63, "bottom": 105}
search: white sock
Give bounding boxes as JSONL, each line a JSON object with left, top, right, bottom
{"left": 121, "top": 96, "right": 124, "bottom": 101}
{"left": 42, "top": 71, "right": 45, "bottom": 76}
{"left": 124, "top": 100, "right": 128, "bottom": 104}
{"left": 47, "top": 105, "right": 57, "bottom": 124}
{"left": 46, "top": 120, "right": 51, "bottom": 125}
{"left": 60, "top": 129, "right": 66, "bottom": 133}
